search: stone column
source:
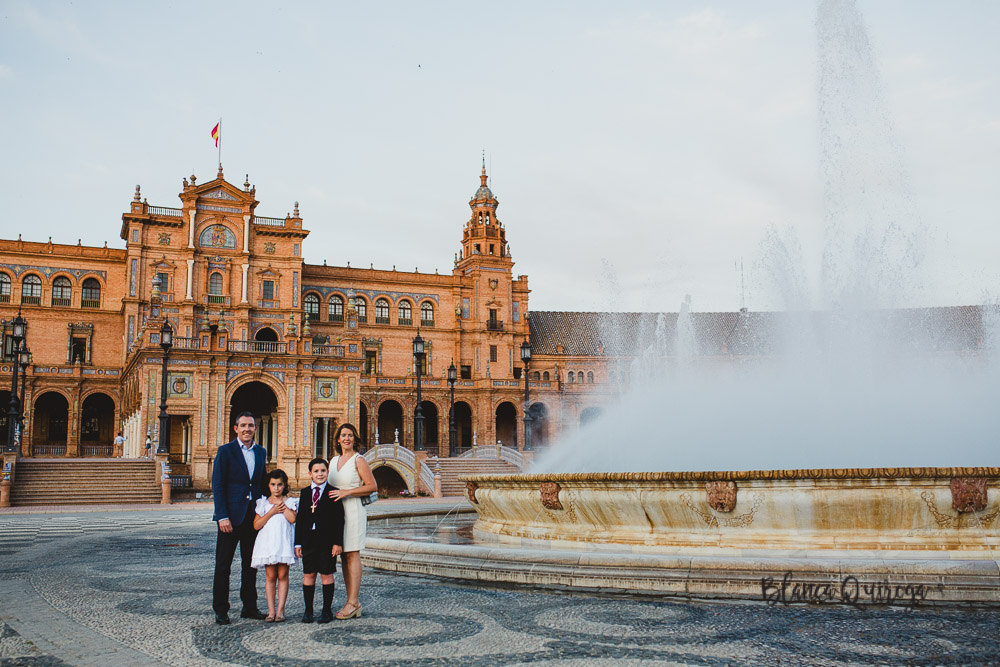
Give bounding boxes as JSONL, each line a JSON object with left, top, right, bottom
{"left": 321, "top": 418, "right": 330, "bottom": 458}
{"left": 188, "top": 210, "right": 196, "bottom": 248}
{"left": 243, "top": 215, "right": 251, "bottom": 253}
{"left": 241, "top": 264, "right": 249, "bottom": 303}
{"left": 186, "top": 259, "right": 194, "bottom": 300}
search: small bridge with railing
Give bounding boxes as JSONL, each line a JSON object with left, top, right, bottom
{"left": 363, "top": 444, "right": 525, "bottom": 498}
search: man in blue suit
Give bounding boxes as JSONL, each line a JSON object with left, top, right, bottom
{"left": 212, "top": 411, "right": 268, "bottom": 624}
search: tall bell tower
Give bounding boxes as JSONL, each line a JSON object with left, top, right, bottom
{"left": 456, "top": 159, "right": 510, "bottom": 271}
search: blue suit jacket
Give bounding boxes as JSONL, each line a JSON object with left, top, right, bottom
{"left": 211, "top": 439, "right": 267, "bottom": 524}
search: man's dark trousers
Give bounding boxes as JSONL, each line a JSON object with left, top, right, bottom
{"left": 212, "top": 505, "right": 258, "bottom": 616}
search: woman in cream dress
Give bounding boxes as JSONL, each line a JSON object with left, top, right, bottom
{"left": 327, "top": 423, "right": 377, "bottom": 619}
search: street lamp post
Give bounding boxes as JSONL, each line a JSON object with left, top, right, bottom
{"left": 5, "top": 311, "right": 26, "bottom": 453}
{"left": 520, "top": 340, "right": 532, "bottom": 451}
{"left": 412, "top": 332, "right": 425, "bottom": 452}
{"left": 17, "top": 346, "right": 30, "bottom": 435}
{"left": 447, "top": 362, "right": 457, "bottom": 457}
{"left": 156, "top": 322, "right": 173, "bottom": 455}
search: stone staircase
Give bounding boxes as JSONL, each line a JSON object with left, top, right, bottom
{"left": 435, "top": 458, "right": 520, "bottom": 497}
{"left": 9, "top": 459, "right": 161, "bottom": 506}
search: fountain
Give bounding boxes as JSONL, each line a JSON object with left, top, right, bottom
{"left": 366, "top": 1, "right": 1000, "bottom": 606}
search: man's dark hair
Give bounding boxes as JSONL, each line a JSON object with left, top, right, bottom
{"left": 234, "top": 411, "right": 257, "bottom": 424}
{"left": 308, "top": 457, "right": 328, "bottom": 471}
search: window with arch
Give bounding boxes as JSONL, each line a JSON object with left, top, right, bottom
{"left": 355, "top": 297, "right": 367, "bottom": 323}
{"left": 397, "top": 301, "right": 412, "bottom": 326}
{"left": 532, "top": 371, "right": 540, "bottom": 381}
{"left": 81, "top": 278, "right": 101, "bottom": 308}
{"left": 0, "top": 273, "right": 10, "bottom": 303}
{"left": 304, "top": 293, "right": 320, "bottom": 321}
{"left": 209, "top": 273, "right": 223, "bottom": 294}
{"left": 587, "top": 371, "right": 594, "bottom": 383}
{"left": 542, "top": 371, "right": 550, "bottom": 381}
{"left": 567, "top": 371, "right": 575, "bottom": 383}
{"left": 420, "top": 301, "right": 434, "bottom": 327}
{"left": 21, "top": 275, "right": 41, "bottom": 305}
{"left": 52, "top": 276, "right": 72, "bottom": 306}
{"left": 328, "top": 295, "right": 344, "bottom": 322}
{"left": 375, "top": 298, "right": 390, "bottom": 324}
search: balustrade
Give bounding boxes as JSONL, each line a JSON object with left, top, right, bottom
{"left": 227, "top": 340, "right": 287, "bottom": 354}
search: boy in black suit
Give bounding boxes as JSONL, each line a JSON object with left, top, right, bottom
{"left": 294, "top": 457, "right": 345, "bottom": 623}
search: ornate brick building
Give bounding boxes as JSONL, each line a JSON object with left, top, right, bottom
{"left": 0, "top": 163, "right": 550, "bottom": 489}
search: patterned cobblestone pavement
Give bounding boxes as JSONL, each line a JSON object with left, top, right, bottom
{"left": 1, "top": 505, "right": 999, "bottom": 666}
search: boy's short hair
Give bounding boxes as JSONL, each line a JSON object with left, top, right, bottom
{"left": 308, "top": 457, "right": 328, "bottom": 471}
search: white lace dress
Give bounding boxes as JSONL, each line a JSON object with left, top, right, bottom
{"left": 329, "top": 454, "right": 367, "bottom": 551}
{"left": 250, "top": 497, "right": 299, "bottom": 568}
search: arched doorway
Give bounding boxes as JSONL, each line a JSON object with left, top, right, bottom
{"left": 453, "top": 401, "right": 472, "bottom": 451}
{"left": 80, "top": 392, "right": 116, "bottom": 456}
{"left": 32, "top": 392, "right": 69, "bottom": 455}
{"left": 580, "top": 407, "right": 603, "bottom": 427}
{"left": 417, "top": 401, "right": 439, "bottom": 455}
{"left": 378, "top": 399, "right": 403, "bottom": 444}
{"left": 254, "top": 327, "right": 278, "bottom": 341}
{"left": 528, "top": 402, "right": 549, "bottom": 447}
{"left": 372, "top": 465, "right": 407, "bottom": 497}
{"left": 359, "top": 402, "right": 369, "bottom": 451}
{"left": 495, "top": 401, "right": 518, "bottom": 447}
{"left": 229, "top": 381, "right": 279, "bottom": 460}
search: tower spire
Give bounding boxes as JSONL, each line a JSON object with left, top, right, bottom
{"left": 480, "top": 151, "right": 488, "bottom": 187}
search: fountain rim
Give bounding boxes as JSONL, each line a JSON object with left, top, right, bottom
{"left": 460, "top": 466, "right": 1000, "bottom": 483}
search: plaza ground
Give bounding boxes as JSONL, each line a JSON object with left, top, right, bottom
{"left": 1, "top": 500, "right": 998, "bottom": 666}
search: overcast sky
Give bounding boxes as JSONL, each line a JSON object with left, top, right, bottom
{"left": 1, "top": 1, "right": 997, "bottom": 313}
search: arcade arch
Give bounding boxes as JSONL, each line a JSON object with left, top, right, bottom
{"left": 377, "top": 399, "right": 403, "bottom": 444}
{"left": 228, "top": 380, "right": 280, "bottom": 460}
{"left": 495, "top": 401, "right": 518, "bottom": 447}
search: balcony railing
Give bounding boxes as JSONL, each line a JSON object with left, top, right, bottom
{"left": 0, "top": 293, "right": 9, "bottom": 303}
{"left": 21, "top": 295, "right": 41, "bottom": 305}
{"left": 306, "top": 311, "right": 320, "bottom": 321}
{"left": 80, "top": 444, "right": 113, "bottom": 457}
{"left": 81, "top": 299, "right": 100, "bottom": 309}
{"left": 398, "top": 318, "right": 412, "bottom": 326}
{"left": 258, "top": 299, "right": 280, "bottom": 309}
{"left": 51, "top": 297, "right": 71, "bottom": 307}
{"left": 357, "top": 314, "right": 367, "bottom": 323}
{"left": 375, "top": 316, "right": 390, "bottom": 325}
{"left": 254, "top": 216, "right": 285, "bottom": 227}
{"left": 487, "top": 319, "right": 504, "bottom": 331}
{"left": 207, "top": 294, "right": 226, "bottom": 305}
{"left": 149, "top": 206, "right": 183, "bottom": 217}
{"left": 32, "top": 444, "right": 66, "bottom": 456}
{"left": 313, "top": 344, "right": 345, "bottom": 357}
{"left": 420, "top": 319, "right": 435, "bottom": 328}
{"left": 228, "top": 340, "right": 287, "bottom": 354}
{"left": 328, "top": 313, "right": 344, "bottom": 323}
{"left": 172, "top": 336, "right": 201, "bottom": 350}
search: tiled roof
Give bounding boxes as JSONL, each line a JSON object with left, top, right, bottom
{"left": 527, "top": 306, "right": 986, "bottom": 357}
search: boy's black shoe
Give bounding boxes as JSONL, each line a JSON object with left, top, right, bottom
{"left": 317, "top": 610, "right": 333, "bottom": 624}
{"left": 301, "top": 611, "right": 315, "bottom": 623}
{"left": 215, "top": 614, "right": 231, "bottom": 625}
{"left": 240, "top": 609, "right": 268, "bottom": 620}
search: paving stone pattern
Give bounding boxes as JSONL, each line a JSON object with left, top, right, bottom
{"left": 1, "top": 506, "right": 999, "bottom": 666}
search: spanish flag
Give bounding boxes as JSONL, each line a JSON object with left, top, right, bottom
{"left": 211, "top": 122, "right": 220, "bottom": 147}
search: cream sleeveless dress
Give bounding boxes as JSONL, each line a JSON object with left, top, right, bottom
{"left": 329, "top": 453, "right": 367, "bottom": 551}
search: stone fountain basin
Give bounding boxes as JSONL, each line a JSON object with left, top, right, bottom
{"left": 463, "top": 468, "right": 1000, "bottom": 553}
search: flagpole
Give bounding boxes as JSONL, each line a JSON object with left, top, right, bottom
{"left": 217, "top": 117, "right": 222, "bottom": 171}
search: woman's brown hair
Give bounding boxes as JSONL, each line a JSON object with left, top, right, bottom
{"left": 333, "top": 422, "right": 361, "bottom": 456}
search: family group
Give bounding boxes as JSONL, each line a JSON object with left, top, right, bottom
{"left": 211, "top": 412, "right": 378, "bottom": 624}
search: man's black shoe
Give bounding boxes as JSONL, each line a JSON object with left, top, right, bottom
{"left": 240, "top": 609, "right": 268, "bottom": 620}
{"left": 301, "top": 611, "right": 315, "bottom": 623}
{"left": 317, "top": 610, "right": 333, "bottom": 624}
{"left": 215, "top": 614, "right": 231, "bottom": 625}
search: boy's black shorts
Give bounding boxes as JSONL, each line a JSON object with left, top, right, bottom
{"left": 301, "top": 545, "right": 337, "bottom": 575}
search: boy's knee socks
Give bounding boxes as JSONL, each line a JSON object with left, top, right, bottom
{"left": 322, "top": 583, "right": 335, "bottom": 613}
{"left": 302, "top": 584, "right": 315, "bottom": 613}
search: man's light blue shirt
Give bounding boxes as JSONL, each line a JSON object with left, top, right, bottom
{"left": 239, "top": 440, "right": 256, "bottom": 479}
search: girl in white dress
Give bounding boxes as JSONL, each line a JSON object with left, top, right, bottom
{"left": 327, "top": 423, "right": 377, "bottom": 619}
{"left": 251, "top": 468, "right": 299, "bottom": 622}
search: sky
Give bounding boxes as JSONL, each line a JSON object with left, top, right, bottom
{"left": 1, "top": 1, "right": 998, "bottom": 313}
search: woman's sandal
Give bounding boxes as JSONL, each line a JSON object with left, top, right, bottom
{"left": 335, "top": 603, "right": 362, "bottom": 620}
{"left": 264, "top": 615, "right": 275, "bottom": 623}
{"left": 274, "top": 615, "right": 286, "bottom": 623}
